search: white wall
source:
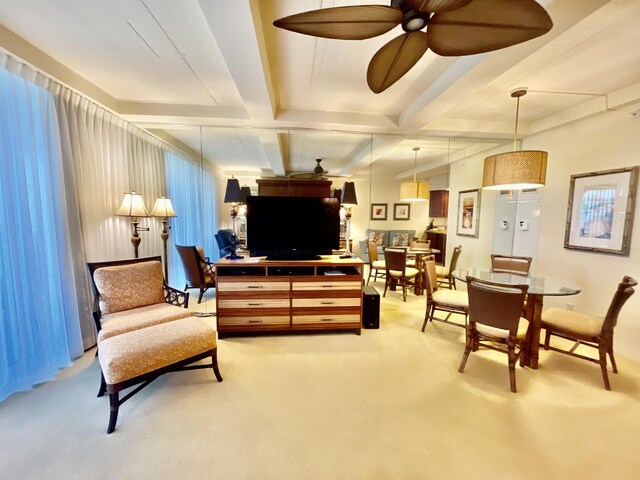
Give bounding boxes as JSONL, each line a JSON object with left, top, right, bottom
{"left": 445, "top": 108, "right": 640, "bottom": 360}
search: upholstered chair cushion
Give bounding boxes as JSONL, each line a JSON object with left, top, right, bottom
{"left": 388, "top": 267, "right": 419, "bottom": 278}
{"left": 541, "top": 307, "right": 603, "bottom": 336}
{"left": 94, "top": 261, "right": 165, "bottom": 314}
{"left": 477, "top": 317, "right": 529, "bottom": 339}
{"left": 98, "top": 303, "right": 193, "bottom": 341}
{"left": 432, "top": 289, "right": 469, "bottom": 308}
{"left": 435, "top": 265, "right": 449, "bottom": 277}
{"left": 372, "top": 260, "right": 386, "bottom": 270}
{"left": 98, "top": 316, "right": 217, "bottom": 385}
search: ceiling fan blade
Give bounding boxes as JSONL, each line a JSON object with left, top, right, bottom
{"left": 404, "top": 0, "right": 472, "bottom": 13}
{"left": 273, "top": 6, "right": 402, "bottom": 40}
{"left": 428, "top": 0, "right": 553, "bottom": 56}
{"left": 367, "top": 32, "right": 429, "bottom": 94}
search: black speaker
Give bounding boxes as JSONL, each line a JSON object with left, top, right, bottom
{"left": 362, "top": 285, "right": 380, "bottom": 329}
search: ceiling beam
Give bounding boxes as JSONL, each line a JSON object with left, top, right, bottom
{"left": 199, "top": 0, "right": 276, "bottom": 122}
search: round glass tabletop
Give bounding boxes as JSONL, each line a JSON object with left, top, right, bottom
{"left": 452, "top": 268, "right": 581, "bottom": 296}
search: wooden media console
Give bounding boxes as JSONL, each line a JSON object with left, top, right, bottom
{"left": 214, "top": 255, "right": 364, "bottom": 337}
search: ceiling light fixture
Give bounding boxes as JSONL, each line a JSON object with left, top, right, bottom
{"left": 482, "top": 88, "right": 548, "bottom": 190}
{"left": 400, "top": 147, "right": 430, "bottom": 201}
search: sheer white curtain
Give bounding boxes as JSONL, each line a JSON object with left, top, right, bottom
{"left": 0, "top": 60, "right": 83, "bottom": 401}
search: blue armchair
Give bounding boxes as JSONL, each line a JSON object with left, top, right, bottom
{"left": 214, "top": 229, "right": 235, "bottom": 259}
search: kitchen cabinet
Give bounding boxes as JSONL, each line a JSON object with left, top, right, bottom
{"left": 429, "top": 190, "right": 449, "bottom": 218}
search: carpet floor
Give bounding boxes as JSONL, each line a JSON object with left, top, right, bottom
{"left": 2, "top": 282, "right": 640, "bottom": 480}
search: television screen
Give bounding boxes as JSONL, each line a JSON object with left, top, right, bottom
{"left": 246, "top": 196, "right": 340, "bottom": 259}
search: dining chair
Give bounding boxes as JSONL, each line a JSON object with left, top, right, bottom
{"left": 366, "top": 240, "right": 386, "bottom": 285}
{"left": 382, "top": 249, "right": 418, "bottom": 302}
{"left": 458, "top": 276, "right": 530, "bottom": 393}
{"left": 490, "top": 254, "right": 532, "bottom": 274}
{"left": 421, "top": 259, "right": 469, "bottom": 332}
{"left": 406, "top": 239, "right": 430, "bottom": 267}
{"left": 436, "top": 245, "right": 462, "bottom": 290}
{"left": 541, "top": 275, "right": 637, "bottom": 390}
{"left": 175, "top": 245, "right": 216, "bottom": 303}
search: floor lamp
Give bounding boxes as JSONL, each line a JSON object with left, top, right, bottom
{"left": 223, "top": 178, "right": 243, "bottom": 260}
{"left": 151, "top": 196, "right": 177, "bottom": 279}
{"left": 115, "top": 192, "right": 149, "bottom": 258}
{"left": 340, "top": 182, "right": 357, "bottom": 259}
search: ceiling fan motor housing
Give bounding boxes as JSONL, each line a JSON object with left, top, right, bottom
{"left": 392, "top": 0, "right": 430, "bottom": 32}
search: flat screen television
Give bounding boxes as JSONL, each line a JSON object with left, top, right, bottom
{"left": 246, "top": 196, "right": 340, "bottom": 260}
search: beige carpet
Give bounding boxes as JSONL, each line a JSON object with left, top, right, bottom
{"left": 2, "top": 282, "right": 640, "bottom": 480}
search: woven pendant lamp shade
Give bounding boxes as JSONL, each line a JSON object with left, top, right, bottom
{"left": 400, "top": 181, "right": 430, "bottom": 201}
{"left": 483, "top": 150, "right": 547, "bottom": 190}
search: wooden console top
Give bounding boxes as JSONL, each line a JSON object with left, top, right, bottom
{"left": 215, "top": 255, "right": 364, "bottom": 268}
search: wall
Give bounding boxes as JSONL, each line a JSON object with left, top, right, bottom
{"left": 445, "top": 108, "right": 640, "bottom": 360}
{"left": 350, "top": 173, "right": 431, "bottom": 257}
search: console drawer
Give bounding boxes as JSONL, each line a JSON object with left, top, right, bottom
{"left": 292, "top": 281, "right": 361, "bottom": 291}
{"left": 292, "top": 314, "right": 360, "bottom": 325}
{"left": 217, "top": 281, "right": 290, "bottom": 292}
{"left": 217, "top": 299, "right": 290, "bottom": 309}
{"left": 218, "top": 316, "right": 290, "bottom": 326}
{"left": 292, "top": 298, "right": 361, "bottom": 308}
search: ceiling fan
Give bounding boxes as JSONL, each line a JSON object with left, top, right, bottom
{"left": 273, "top": 0, "right": 553, "bottom": 94}
{"left": 288, "top": 158, "right": 344, "bottom": 180}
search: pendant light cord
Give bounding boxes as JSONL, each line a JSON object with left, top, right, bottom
{"left": 513, "top": 95, "right": 521, "bottom": 151}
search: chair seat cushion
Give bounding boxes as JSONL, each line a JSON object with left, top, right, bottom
{"left": 541, "top": 307, "right": 603, "bottom": 336}
{"left": 98, "top": 302, "right": 193, "bottom": 341}
{"left": 432, "top": 289, "right": 468, "bottom": 308}
{"left": 372, "top": 260, "right": 386, "bottom": 270}
{"left": 389, "top": 267, "right": 419, "bottom": 278}
{"left": 435, "top": 265, "right": 449, "bottom": 277}
{"left": 476, "top": 317, "right": 529, "bottom": 339}
{"left": 406, "top": 259, "right": 416, "bottom": 267}
{"left": 98, "top": 316, "right": 217, "bottom": 385}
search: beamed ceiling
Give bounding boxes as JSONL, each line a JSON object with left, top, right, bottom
{"left": 1, "top": 0, "right": 640, "bottom": 182}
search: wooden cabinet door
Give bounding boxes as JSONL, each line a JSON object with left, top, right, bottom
{"left": 429, "top": 190, "right": 449, "bottom": 217}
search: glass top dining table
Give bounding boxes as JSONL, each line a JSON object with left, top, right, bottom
{"left": 452, "top": 268, "right": 581, "bottom": 369}
{"left": 452, "top": 268, "right": 581, "bottom": 296}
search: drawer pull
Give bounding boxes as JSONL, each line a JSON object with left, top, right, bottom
{"left": 248, "top": 319, "right": 263, "bottom": 324}
{"left": 321, "top": 285, "right": 335, "bottom": 288}
{"left": 247, "top": 285, "right": 263, "bottom": 289}
{"left": 321, "top": 318, "right": 334, "bottom": 322}
{"left": 320, "top": 301, "right": 335, "bottom": 305}
{"left": 248, "top": 302, "right": 263, "bottom": 306}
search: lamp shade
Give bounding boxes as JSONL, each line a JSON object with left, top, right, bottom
{"left": 115, "top": 192, "right": 149, "bottom": 217}
{"left": 341, "top": 182, "right": 357, "bottom": 206}
{"left": 332, "top": 188, "right": 342, "bottom": 200}
{"left": 224, "top": 178, "right": 242, "bottom": 203}
{"left": 150, "top": 196, "right": 177, "bottom": 218}
{"left": 239, "top": 186, "right": 251, "bottom": 204}
{"left": 399, "top": 181, "right": 430, "bottom": 201}
{"left": 483, "top": 150, "right": 547, "bottom": 190}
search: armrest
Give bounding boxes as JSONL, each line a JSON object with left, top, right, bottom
{"left": 164, "top": 284, "right": 190, "bottom": 308}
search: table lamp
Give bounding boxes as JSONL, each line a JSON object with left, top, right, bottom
{"left": 223, "top": 177, "right": 243, "bottom": 260}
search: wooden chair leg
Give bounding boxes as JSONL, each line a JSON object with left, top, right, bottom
{"left": 107, "top": 391, "right": 120, "bottom": 434}
{"left": 598, "top": 344, "right": 611, "bottom": 390}
{"left": 544, "top": 329, "right": 551, "bottom": 350}
{"left": 383, "top": 276, "right": 389, "bottom": 297}
{"left": 458, "top": 331, "right": 473, "bottom": 373}
{"left": 508, "top": 346, "right": 517, "bottom": 393}
{"left": 609, "top": 348, "right": 618, "bottom": 374}
{"left": 98, "top": 371, "right": 107, "bottom": 398}
{"left": 198, "top": 288, "right": 205, "bottom": 304}
{"left": 211, "top": 349, "right": 223, "bottom": 382}
{"left": 402, "top": 281, "right": 407, "bottom": 302}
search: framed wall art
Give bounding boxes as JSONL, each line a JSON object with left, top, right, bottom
{"left": 370, "top": 203, "right": 387, "bottom": 221}
{"left": 564, "top": 166, "right": 638, "bottom": 255}
{"left": 393, "top": 203, "right": 411, "bottom": 221}
{"left": 456, "top": 189, "right": 481, "bottom": 237}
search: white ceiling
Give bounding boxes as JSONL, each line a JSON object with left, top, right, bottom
{"left": 2, "top": 0, "right": 640, "bottom": 181}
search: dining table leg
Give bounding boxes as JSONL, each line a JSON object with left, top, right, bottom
{"left": 521, "top": 293, "right": 544, "bottom": 369}
{"left": 414, "top": 254, "right": 424, "bottom": 296}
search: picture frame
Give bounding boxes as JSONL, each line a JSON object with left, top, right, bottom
{"left": 456, "top": 189, "right": 481, "bottom": 237}
{"left": 370, "top": 203, "right": 388, "bottom": 221}
{"left": 564, "top": 166, "right": 638, "bottom": 256}
{"left": 393, "top": 203, "right": 411, "bottom": 221}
